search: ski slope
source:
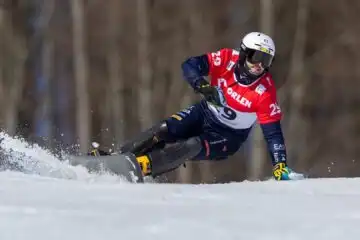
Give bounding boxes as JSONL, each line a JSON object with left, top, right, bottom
{"left": 1, "top": 172, "right": 360, "bottom": 240}
{"left": 0, "top": 132, "right": 359, "bottom": 240}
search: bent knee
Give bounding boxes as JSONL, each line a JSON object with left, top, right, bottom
{"left": 195, "top": 139, "right": 241, "bottom": 160}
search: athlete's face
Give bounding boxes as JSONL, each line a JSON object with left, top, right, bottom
{"left": 245, "top": 59, "right": 264, "bottom": 76}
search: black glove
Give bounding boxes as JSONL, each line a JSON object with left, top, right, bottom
{"left": 195, "top": 78, "right": 226, "bottom": 107}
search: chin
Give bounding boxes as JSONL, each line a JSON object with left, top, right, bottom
{"left": 249, "top": 71, "right": 263, "bottom": 76}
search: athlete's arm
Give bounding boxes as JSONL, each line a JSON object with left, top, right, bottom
{"left": 181, "top": 55, "right": 225, "bottom": 107}
{"left": 257, "top": 93, "right": 287, "bottom": 166}
{"left": 181, "top": 48, "right": 232, "bottom": 90}
{"left": 181, "top": 55, "right": 210, "bottom": 90}
{"left": 260, "top": 121, "right": 287, "bottom": 165}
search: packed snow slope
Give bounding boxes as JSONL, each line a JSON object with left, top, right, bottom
{"left": 0, "top": 132, "right": 359, "bottom": 240}
{"left": 1, "top": 172, "right": 360, "bottom": 240}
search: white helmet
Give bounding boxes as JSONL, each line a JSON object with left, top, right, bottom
{"left": 240, "top": 32, "right": 275, "bottom": 69}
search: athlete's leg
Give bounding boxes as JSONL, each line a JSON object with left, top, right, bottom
{"left": 192, "top": 126, "right": 252, "bottom": 161}
{"left": 118, "top": 103, "right": 204, "bottom": 157}
{"left": 149, "top": 137, "right": 202, "bottom": 177}
{"left": 119, "top": 103, "right": 206, "bottom": 176}
{"left": 118, "top": 121, "right": 168, "bottom": 156}
{"left": 144, "top": 110, "right": 253, "bottom": 177}
{"left": 146, "top": 126, "right": 251, "bottom": 177}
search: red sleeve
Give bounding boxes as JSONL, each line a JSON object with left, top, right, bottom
{"left": 256, "top": 90, "right": 282, "bottom": 124}
{"left": 206, "top": 48, "right": 232, "bottom": 85}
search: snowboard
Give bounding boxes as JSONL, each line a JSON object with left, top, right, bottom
{"left": 69, "top": 153, "right": 144, "bottom": 183}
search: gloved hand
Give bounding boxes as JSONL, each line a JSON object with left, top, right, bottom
{"left": 272, "top": 162, "right": 305, "bottom": 180}
{"left": 195, "top": 79, "right": 226, "bottom": 108}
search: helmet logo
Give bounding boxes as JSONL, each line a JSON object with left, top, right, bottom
{"left": 259, "top": 46, "right": 271, "bottom": 54}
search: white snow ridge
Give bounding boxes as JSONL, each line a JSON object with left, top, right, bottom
{"left": 0, "top": 132, "right": 359, "bottom": 240}
{"left": 0, "top": 131, "right": 125, "bottom": 183}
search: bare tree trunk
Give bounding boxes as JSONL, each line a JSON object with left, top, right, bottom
{"left": 71, "top": 0, "right": 90, "bottom": 154}
{"left": 107, "top": 0, "right": 125, "bottom": 146}
{"left": 0, "top": 8, "right": 5, "bottom": 115}
{"left": 137, "top": 0, "right": 152, "bottom": 130}
{"left": 165, "top": 1, "right": 189, "bottom": 117}
{"left": 248, "top": 0, "right": 274, "bottom": 180}
{"left": 150, "top": 1, "right": 171, "bottom": 122}
{"left": 33, "top": 0, "right": 55, "bottom": 146}
{"left": 0, "top": 7, "right": 27, "bottom": 135}
{"left": 284, "top": 0, "right": 309, "bottom": 169}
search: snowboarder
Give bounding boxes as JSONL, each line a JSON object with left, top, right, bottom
{"left": 90, "top": 32, "right": 303, "bottom": 181}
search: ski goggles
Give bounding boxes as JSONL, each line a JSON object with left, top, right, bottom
{"left": 246, "top": 49, "right": 274, "bottom": 68}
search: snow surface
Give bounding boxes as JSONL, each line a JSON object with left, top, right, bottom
{"left": 0, "top": 132, "right": 359, "bottom": 240}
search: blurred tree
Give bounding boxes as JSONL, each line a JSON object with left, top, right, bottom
{"left": 31, "top": 0, "right": 55, "bottom": 148}
{"left": 0, "top": 3, "right": 27, "bottom": 135}
{"left": 71, "top": 0, "right": 90, "bottom": 154}
{"left": 106, "top": 0, "right": 125, "bottom": 147}
{"left": 137, "top": 0, "right": 153, "bottom": 130}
